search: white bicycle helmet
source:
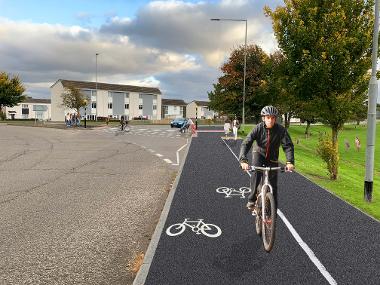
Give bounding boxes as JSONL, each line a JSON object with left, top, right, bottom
{"left": 260, "top": 105, "right": 279, "bottom": 117}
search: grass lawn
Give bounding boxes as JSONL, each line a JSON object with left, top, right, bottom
{"left": 239, "top": 123, "right": 380, "bottom": 221}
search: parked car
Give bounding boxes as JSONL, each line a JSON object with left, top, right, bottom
{"left": 170, "top": 118, "right": 187, "bottom": 128}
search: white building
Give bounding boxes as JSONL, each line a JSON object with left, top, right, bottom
{"left": 5, "top": 97, "right": 51, "bottom": 120}
{"left": 186, "top": 100, "right": 216, "bottom": 119}
{"left": 50, "top": 79, "right": 162, "bottom": 121}
{"left": 161, "top": 99, "right": 187, "bottom": 119}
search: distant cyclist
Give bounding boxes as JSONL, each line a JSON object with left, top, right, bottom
{"left": 239, "top": 106, "right": 295, "bottom": 210}
{"left": 120, "top": 115, "right": 126, "bottom": 131}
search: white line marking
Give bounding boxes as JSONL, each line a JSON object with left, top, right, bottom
{"left": 156, "top": 153, "right": 163, "bottom": 157}
{"left": 220, "top": 138, "right": 337, "bottom": 285}
{"left": 277, "top": 210, "right": 337, "bottom": 285}
{"left": 164, "top": 159, "right": 172, "bottom": 164}
{"left": 176, "top": 140, "right": 188, "bottom": 165}
{"left": 148, "top": 149, "right": 155, "bottom": 153}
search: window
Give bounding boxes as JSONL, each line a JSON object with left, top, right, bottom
{"left": 22, "top": 104, "right": 28, "bottom": 108}
{"left": 125, "top": 104, "right": 129, "bottom": 109}
{"left": 125, "top": 93, "right": 129, "bottom": 99}
{"left": 108, "top": 103, "right": 113, "bottom": 109}
{"left": 153, "top": 105, "right": 157, "bottom": 110}
{"left": 164, "top": 106, "right": 168, "bottom": 114}
{"left": 91, "top": 102, "right": 97, "bottom": 109}
{"left": 139, "top": 94, "right": 143, "bottom": 99}
{"left": 139, "top": 105, "right": 143, "bottom": 110}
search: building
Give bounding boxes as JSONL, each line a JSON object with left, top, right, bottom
{"left": 161, "top": 99, "right": 187, "bottom": 119}
{"left": 5, "top": 96, "right": 51, "bottom": 120}
{"left": 186, "top": 100, "right": 216, "bottom": 119}
{"left": 50, "top": 79, "right": 162, "bottom": 121}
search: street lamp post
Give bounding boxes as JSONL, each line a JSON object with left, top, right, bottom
{"left": 364, "top": 0, "right": 379, "bottom": 202}
{"left": 84, "top": 101, "right": 87, "bottom": 129}
{"left": 95, "top": 53, "right": 99, "bottom": 120}
{"left": 211, "top": 18, "right": 247, "bottom": 125}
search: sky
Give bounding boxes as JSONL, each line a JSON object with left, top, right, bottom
{"left": 0, "top": 0, "right": 282, "bottom": 101}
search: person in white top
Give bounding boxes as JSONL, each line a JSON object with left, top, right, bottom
{"left": 224, "top": 119, "right": 231, "bottom": 138}
{"left": 232, "top": 116, "right": 240, "bottom": 140}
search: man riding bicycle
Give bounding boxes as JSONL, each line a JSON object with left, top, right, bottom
{"left": 239, "top": 106, "right": 295, "bottom": 210}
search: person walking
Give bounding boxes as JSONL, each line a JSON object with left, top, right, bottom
{"left": 232, "top": 116, "right": 240, "bottom": 140}
{"left": 224, "top": 119, "right": 231, "bottom": 138}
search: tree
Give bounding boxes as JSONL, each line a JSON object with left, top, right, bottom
{"left": 0, "top": 72, "right": 26, "bottom": 119}
{"left": 264, "top": 50, "right": 300, "bottom": 128}
{"left": 208, "top": 44, "right": 269, "bottom": 121}
{"left": 61, "top": 86, "right": 88, "bottom": 115}
{"left": 265, "top": 0, "right": 374, "bottom": 179}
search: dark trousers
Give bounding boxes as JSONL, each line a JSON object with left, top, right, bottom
{"left": 248, "top": 153, "right": 279, "bottom": 207}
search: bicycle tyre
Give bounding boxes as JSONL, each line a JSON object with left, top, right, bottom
{"left": 166, "top": 223, "right": 186, "bottom": 236}
{"left": 262, "top": 192, "right": 276, "bottom": 252}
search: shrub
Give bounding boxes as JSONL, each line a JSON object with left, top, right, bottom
{"left": 316, "top": 133, "right": 339, "bottom": 179}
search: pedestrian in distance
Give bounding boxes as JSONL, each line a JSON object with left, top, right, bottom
{"left": 355, "top": 136, "right": 361, "bottom": 152}
{"left": 232, "top": 116, "right": 240, "bottom": 140}
{"left": 224, "top": 119, "right": 231, "bottom": 139}
{"left": 239, "top": 105, "right": 295, "bottom": 210}
{"left": 344, "top": 139, "right": 350, "bottom": 151}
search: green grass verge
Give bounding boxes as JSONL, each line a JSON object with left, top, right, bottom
{"left": 239, "top": 123, "right": 380, "bottom": 221}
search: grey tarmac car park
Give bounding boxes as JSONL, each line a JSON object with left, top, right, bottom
{"left": 0, "top": 124, "right": 189, "bottom": 284}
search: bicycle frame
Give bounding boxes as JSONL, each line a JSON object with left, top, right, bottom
{"left": 253, "top": 167, "right": 276, "bottom": 222}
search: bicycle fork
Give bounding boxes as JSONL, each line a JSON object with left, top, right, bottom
{"left": 260, "top": 169, "right": 273, "bottom": 225}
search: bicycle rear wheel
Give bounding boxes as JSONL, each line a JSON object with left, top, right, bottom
{"left": 262, "top": 192, "right": 276, "bottom": 252}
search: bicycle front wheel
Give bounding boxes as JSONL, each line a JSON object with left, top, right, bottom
{"left": 262, "top": 192, "right": 276, "bottom": 252}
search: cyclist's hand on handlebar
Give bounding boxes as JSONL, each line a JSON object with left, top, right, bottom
{"left": 285, "top": 163, "right": 295, "bottom": 172}
{"left": 240, "top": 162, "right": 250, "bottom": 171}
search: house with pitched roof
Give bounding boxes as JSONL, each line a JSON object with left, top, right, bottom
{"left": 186, "top": 100, "right": 216, "bottom": 119}
{"left": 5, "top": 96, "right": 51, "bottom": 120}
{"left": 50, "top": 79, "right": 162, "bottom": 121}
{"left": 161, "top": 99, "right": 187, "bottom": 119}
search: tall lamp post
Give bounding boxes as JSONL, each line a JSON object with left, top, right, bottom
{"left": 84, "top": 99, "right": 88, "bottom": 128}
{"left": 211, "top": 18, "right": 247, "bottom": 125}
{"left": 364, "top": 0, "right": 379, "bottom": 202}
{"left": 95, "top": 53, "right": 99, "bottom": 120}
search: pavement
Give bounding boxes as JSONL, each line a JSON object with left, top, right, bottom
{"left": 134, "top": 130, "right": 380, "bottom": 285}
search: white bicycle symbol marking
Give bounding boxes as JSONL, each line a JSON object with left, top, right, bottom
{"left": 216, "top": 186, "right": 251, "bottom": 198}
{"left": 166, "top": 219, "right": 222, "bottom": 238}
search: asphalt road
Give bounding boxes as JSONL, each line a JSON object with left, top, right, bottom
{"left": 139, "top": 131, "right": 380, "bottom": 285}
{"left": 0, "top": 125, "right": 184, "bottom": 284}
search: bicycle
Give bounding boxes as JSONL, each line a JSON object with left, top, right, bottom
{"left": 249, "top": 165, "right": 284, "bottom": 252}
{"left": 166, "top": 218, "right": 222, "bottom": 238}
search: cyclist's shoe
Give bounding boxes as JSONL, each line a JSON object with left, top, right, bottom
{"left": 246, "top": 201, "right": 255, "bottom": 210}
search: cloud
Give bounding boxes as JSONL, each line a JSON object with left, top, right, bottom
{"left": 0, "top": 17, "right": 198, "bottom": 98}
{"left": 100, "top": 0, "right": 281, "bottom": 67}
{"left": 0, "top": 0, "right": 283, "bottom": 100}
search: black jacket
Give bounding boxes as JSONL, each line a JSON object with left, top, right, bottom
{"left": 239, "top": 122, "right": 294, "bottom": 165}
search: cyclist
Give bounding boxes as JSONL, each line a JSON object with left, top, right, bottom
{"left": 239, "top": 105, "right": 295, "bottom": 210}
{"left": 120, "top": 115, "right": 125, "bottom": 131}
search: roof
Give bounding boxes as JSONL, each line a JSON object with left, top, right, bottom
{"left": 193, "top": 100, "right": 209, "bottom": 106}
{"left": 24, "top": 97, "right": 51, "bottom": 104}
{"left": 53, "top": 79, "right": 161, "bottom": 94}
{"left": 162, "top": 99, "right": 187, "bottom": 106}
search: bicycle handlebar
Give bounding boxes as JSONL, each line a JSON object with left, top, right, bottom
{"left": 249, "top": 166, "right": 285, "bottom": 172}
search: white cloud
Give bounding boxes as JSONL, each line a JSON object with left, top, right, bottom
{"left": 0, "top": 0, "right": 283, "bottom": 100}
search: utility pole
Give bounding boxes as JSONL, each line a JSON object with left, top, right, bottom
{"left": 364, "top": 0, "right": 379, "bottom": 202}
{"left": 95, "top": 53, "right": 99, "bottom": 119}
